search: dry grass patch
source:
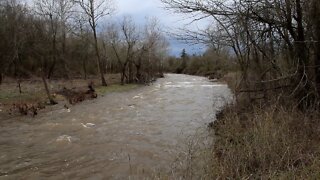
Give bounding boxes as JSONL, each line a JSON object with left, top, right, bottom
{"left": 211, "top": 102, "right": 320, "bottom": 179}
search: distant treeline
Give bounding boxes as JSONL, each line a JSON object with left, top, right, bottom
{"left": 0, "top": 0, "right": 168, "bottom": 86}
{"left": 165, "top": 48, "right": 237, "bottom": 79}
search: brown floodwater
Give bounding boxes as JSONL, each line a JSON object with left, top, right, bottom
{"left": 0, "top": 74, "right": 231, "bottom": 179}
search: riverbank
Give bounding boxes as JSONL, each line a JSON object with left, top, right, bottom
{"left": 0, "top": 74, "right": 141, "bottom": 120}
{"left": 208, "top": 75, "right": 320, "bottom": 179}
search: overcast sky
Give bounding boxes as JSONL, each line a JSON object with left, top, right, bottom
{"left": 24, "top": 0, "right": 208, "bottom": 56}
{"left": 115, "top": 0, "right": 208, "bottom": 56}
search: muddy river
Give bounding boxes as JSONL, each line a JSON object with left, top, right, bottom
{"left": 0, "top": 74, "right": 231, "bottom": 179}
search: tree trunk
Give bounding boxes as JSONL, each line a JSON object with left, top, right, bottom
{"left": 92, "top": 22, "right": 107, "bottom": 86}
{"left": 315, "top": 36, "right": 320, "bottom": 98}
{"left": 47, "top": 59, "right": 56, "bottom": 79}
{"left": 295, "top": 0, "right": 307, "bottom": 67}
{"left": 83, "top": 59, "right": 87, "bottom": 80}
{"left": 121, "top": 63, "right": 128, "bottom": 85}
{"left": 0, "top": 73, "right": 2, "bottom": 85}
{"left": 311, "top": 0, "right": 320, "bottom": 97}
{"left": 61, "top": 27, "right": 69, "bottom": 79}
{"left": 295, "top": 0, "right": 309, "bottom": 98}
{"left": 135, "top": 64, "right": 141, "bottom": 83}
{"left": 41, "top": 72, "right": 57, "bottom": 105}
{"left": 315, "top": 43, "right": 320, "bottom": 97}
{"left": 128, "top": 61, "right": 134, "bottom": 83}
{"left": 121, "top": 71, "right": 125, "bottom": 85}
{"left": 48, "top": 15, "right": 57, "bottom": 80}
{"left": 17, "top": 79, "right": 22, "bottom": 94}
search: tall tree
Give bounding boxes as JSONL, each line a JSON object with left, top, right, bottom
{"left": 56, "top": 0, "right": 74, "bottom": 78}
{"left": 309, "top": 0, "right": 320, "bottom": 96}
{"left": 1, "top": 0, "right": 28, "bottom": 91}
{"left": 161, "top": 0, "right": 319, "bottom": 104}
{"left": 35, "top": 0, "right": 74, "bottom": 79}
{"left": 75, "top": 0, "right": 114, "bottom": 86}
{"left": 106, "top": 17, "right": 139, "bottom": 85}
{"left": 34, "top": 0, "right": 59, "bottom": 79}
{"left": 142, "top": 17, "right": 167, "bottom": 80}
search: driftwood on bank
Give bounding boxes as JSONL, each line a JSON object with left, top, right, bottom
{"left": 9, "top": 102, "right": 46, "bottom": 117}
{"left": 57, "top": 82, "right": 98, "bottom": 104}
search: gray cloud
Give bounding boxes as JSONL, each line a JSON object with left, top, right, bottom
{"left": 24, "top": 0, "right": 209, "bottom": 56}
{"left": 115, "top": 0, "right": 209, "bottom": 56}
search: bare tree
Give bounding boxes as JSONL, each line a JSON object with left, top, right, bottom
{"left": 105, "top": 16, "right": 168, "bottom": 84}
{"left": 1, "top": 0, "right": 28, "bottom": 92}
{"left": 34, "top": 0, "right": 74, "bottom": 79}
{"left": 143, "top": 17, "right": 167, "bottom": 80}
{"left": 56, "top": 0, "right": 74, "bottom": 78}
{"left": 74, "top": 0, "right": 114, "bottom": 86}
{"left": 162, "top": 0, "right": 319, "bottom": 104}
{"left": 34, "top": 0, "right": 59, "bottom": 79}
{"left": 106, "top": 17, "right": 138, "bottom": 85}
{"left": 73, "top": 16, "right": 92, "bottom": 79}
{"left": 31, "top": 13, "right": 58, "bottom": 105}
{"left": 120, "top": 16, "right": 138, "bottom": 83}
{"left": 309, "top": 0, "right": 320, "bottom": 96}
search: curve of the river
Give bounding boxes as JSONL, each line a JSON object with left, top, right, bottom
{"left": 0, "top": 74, "right": 232, "bottom": 179}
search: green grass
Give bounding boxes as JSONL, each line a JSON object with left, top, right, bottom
{"left": 0, "top": 91, "right": 46, "bottom": 104}
{"left": 0, "top": 83, "right": 140, "bottom": 104}
{"left": 95, "top": 84, "right": 140, "bottom": 95}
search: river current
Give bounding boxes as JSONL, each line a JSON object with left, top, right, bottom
{"left": 0, "top": 74, "right": 231, "bottom": 179}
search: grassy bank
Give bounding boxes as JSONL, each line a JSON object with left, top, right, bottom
{"left": 0, "top": 74, "right": 141, "bottom": 118}
{"left": 208, "top": 73, "right": 320, "bottom": 179}
{"left": 211, "top": 102, "right": 320, "bottom": 179}
{"left": 0, "top": 74, "right": 142, "bottom": 104}
{"left": 96, "top": 84, "right": 139, "bottom": 95}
